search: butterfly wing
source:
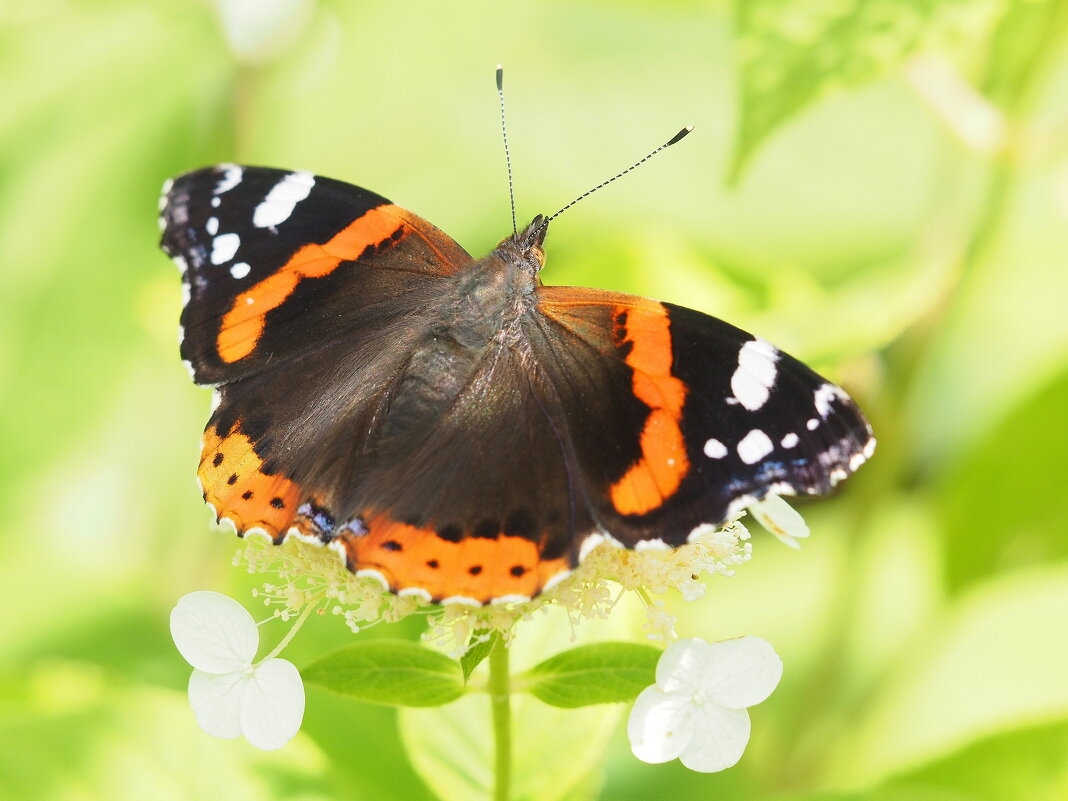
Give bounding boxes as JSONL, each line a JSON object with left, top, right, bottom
{"left": 195, "top": 309, "right": 583, "bottom": 604}
{"left": 159, "top": 165, "right": 471, "bottom": 385}
{"left": 529, "top": 286, "right": 875, "bottom": 547}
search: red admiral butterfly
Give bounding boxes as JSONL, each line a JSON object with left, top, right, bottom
{"left": 159, "top": 106, "right": 873, "bottom": 606}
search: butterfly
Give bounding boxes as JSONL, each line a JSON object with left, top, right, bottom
{"left": 158, "top": 161, "right": 874, "bottom": 606}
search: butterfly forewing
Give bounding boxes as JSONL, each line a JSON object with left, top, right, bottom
{"left": 159, "top": 165, "right": 471, "bottom": 385}
{"left": 533, "top": 288, "right": 874, "bottom": 545}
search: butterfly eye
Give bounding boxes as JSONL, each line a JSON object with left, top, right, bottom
{"left": 530, "top": 245, "right": 545, "bottom": 268}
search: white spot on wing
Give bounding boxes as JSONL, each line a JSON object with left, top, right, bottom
{"left": 441, "top": 595, "right": 483, "bottom": 608}
{"left": 737, "top": 429, "right": 774, "bottom": 464}
{"left": 491, "top": 594, "right": 532, "bottom": 605}
{"left": 781, "top": 432, "right": 799, "bottom": 448}
{"left": 542, "top": 569, "right": 573, "bottom": 593}
{"left": 398, "top": 587, "right": 433, "bottom": 602}
{"left": 206, "top": 216, "right": 219, "bottom": 235}
{"left": 814, "top": 383, "right": 849, "bottom": 417}
{"left": 159, "top": 178, "right": 173, "bottom": 210}
{"left": 211, "top": 197, "right": 221, "bottom": 208}
{"left": 731, "top": 338, "right": 779, "bottom": 411}
{"left": 211, "top": 232, "right": 240, "bottom": 265}
{"left": 355, "top": 568, "right": 389, "bottom": 591}
{"left": 704, "top": 438, "right": 727, "bottom": 459}
{"left": 578, "top": 533, "right": 606, "bottom": 561}
{"left": 214, "top": 164, "right": 242, "bottom": 195}
{"left": 807, "top": 418, "right": 819, "bottom": 430}
{"left": 230, "top": 262, "right": 251, "bottom": 279}
{"left": 253, "top": 171, "right": 315, "bottom": 228}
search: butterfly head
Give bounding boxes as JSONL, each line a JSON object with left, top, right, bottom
{"left": 497, "top": 215, "right": 548, "bottom": 272}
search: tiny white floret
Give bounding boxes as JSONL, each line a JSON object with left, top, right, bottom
{"left": 170, "top": 591, "right": 304, "bottom": 750}
{"left": 628, "top": 637, "right": 782, "bottom": 772}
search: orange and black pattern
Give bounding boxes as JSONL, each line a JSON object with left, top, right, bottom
{"left": 160, "top": 165, "right": 875, "bottom": 604}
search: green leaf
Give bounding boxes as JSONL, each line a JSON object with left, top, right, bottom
{"left": 303, "top": 640, "right": 464, "bottom": 707}
{"left": 884, "top": 718, "right": 1068, "bottom": 801}
{"left": 938, "top": 366, "right": 1068, "bottom": 593}
{"left": 460, "top": 630, "right": 500, "bottom": 683}
{"left": 730, "top": 0, "right": 996, "bottom": 180}
{"left": 522, "top": 642, "right": 661, "bottom": 708}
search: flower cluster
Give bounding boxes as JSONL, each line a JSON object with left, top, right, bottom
{"left": 176, "top": 495, "right": 805, "bottom": 764}
{"left": 236, "top": 518, "right": 752, "bottom": 654}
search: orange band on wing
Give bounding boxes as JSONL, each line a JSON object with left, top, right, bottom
{"left": 609, "top": 303, "right": 689, "bottom": 516}
{"left": 342, "top": 514, "right": 569, "bottom": 604}
{"left": 216, "top": 204, "right": 405, "bottom": 363}
{"left": 199, "top": 424, "right": 303, "bottom": 539}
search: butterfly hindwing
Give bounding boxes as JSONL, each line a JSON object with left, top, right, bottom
{"left": 159, "top": 165, "right": 472, "bottom": 385}
{"left": 200, "top": 315, "right": 586, "bottom": 603}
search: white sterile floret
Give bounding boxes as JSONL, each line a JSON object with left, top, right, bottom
{"left": 748, "top": 494, "right": 810, "bottom": 549}
{"left": 628, "top": 637, "right": 782, "bottom": 772}
{"left": 170, "top": 591, "right": 304, "bottom": 750}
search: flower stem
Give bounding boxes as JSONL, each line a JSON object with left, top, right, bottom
{"left": 258, "top": 599, "right": 318, "bottom": 664}
{"left": 489, "top": 637, "right": 512, "bottom": 801}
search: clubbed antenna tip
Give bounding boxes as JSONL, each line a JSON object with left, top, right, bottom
{"left": 547, "top": 125, "right": 696, "bottom": 223}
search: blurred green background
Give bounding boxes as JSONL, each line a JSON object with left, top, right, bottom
{"left": 3, "top": 0, "right": 1067, "bottom": 799}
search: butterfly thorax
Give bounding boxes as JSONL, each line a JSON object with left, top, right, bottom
{"left": 441, "top": 216, "right": 548, "bottom": 350}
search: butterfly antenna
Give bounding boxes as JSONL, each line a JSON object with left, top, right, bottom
{"left": 546, "top": 125, "right": 694, "bottom": 223}
{"left": 496, "top": 65, "right": 518, "bottom": 236}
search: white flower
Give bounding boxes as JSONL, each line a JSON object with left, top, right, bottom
{"left": 749, "top": 494, "right": 810, "bottom": 549}
{"left": 170, "top": 591, "right": 305, "bottom": 750}
{"left": 628, "top": 637, "right": 782, "bottom": 772}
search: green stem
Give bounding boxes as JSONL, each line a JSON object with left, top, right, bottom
{"left": 258, "top": 599, "right": 318, "bottom": 665}
{"left": 489, "top": 638, "right": 512, "bottom": 801}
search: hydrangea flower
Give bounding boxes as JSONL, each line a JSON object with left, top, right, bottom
{"left": 236, "top": 518, "right": 752, "bottom": 652}
{"left": 170, "top": 591, "right": 305, "bottom": 750}
{"left": 628, "top": 636, "right": 783, "bottom": 772}
{"left": 748, "top": 493, "right": 810, "bottom": 549}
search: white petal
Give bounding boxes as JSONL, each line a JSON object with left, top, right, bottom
{"left": 678, "top": 705, "right": 751, "bottom": 772}
{"left": 749, "top": 494, "right": 809, "bottom": 549}
{"left": 656, "top": 638, "right": 712, "bottom": 694}
{"left": 188, "top": 669, "right": 244, "bottom": 739}
{"left": 239, "top": 659, "right": 305, "bottom": 750}
{"left": 170, "top": 591, "right": 259, "bottom": 673}
{"left": 627, "top": 685, "right": 696, "bottom": 764}
{"left": 702, "top": 637, "right": 783, "bottom": 709}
